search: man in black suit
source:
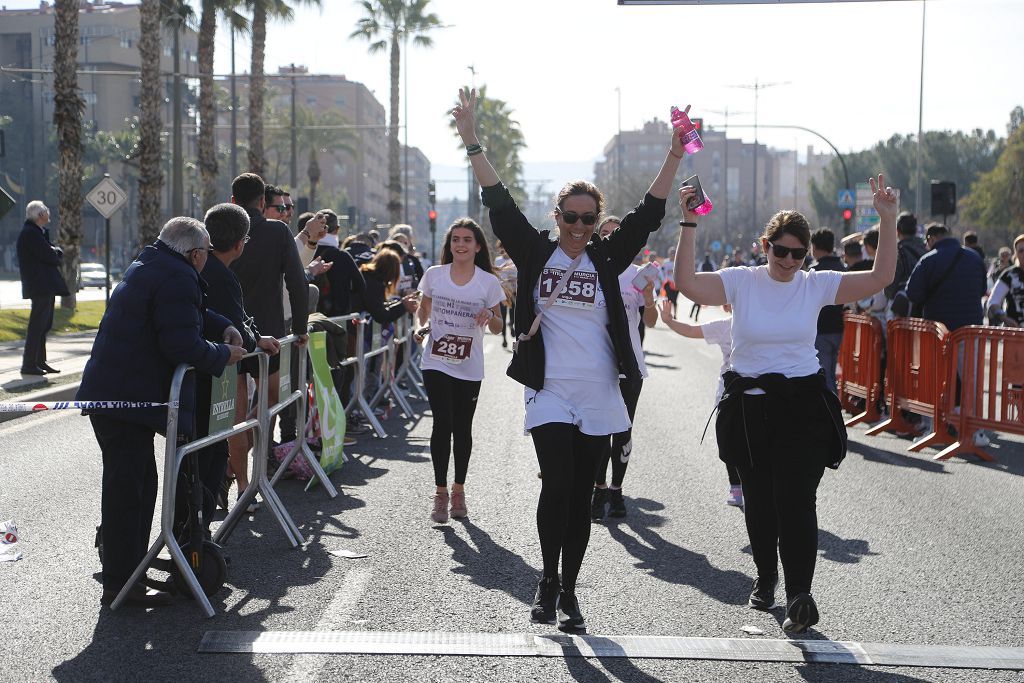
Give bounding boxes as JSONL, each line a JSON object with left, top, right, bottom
{"left": 17, "top": 200, "right": 69, "bottom": 375}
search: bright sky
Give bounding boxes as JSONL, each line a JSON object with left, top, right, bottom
{"left": 9, "top": 0, "right": 1024, "bottom": 196}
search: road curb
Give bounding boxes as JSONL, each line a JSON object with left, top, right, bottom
{"left": 0, "top": 379, "right": 82, "bottom": 424}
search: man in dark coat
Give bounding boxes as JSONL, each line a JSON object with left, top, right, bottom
{"left": 78, "top": 217, "right": 245, "bottom": 607}
{"left": 907, "top": 223, "right": 986, "bottom": 332}
{"left": 17, "top": 200, "right": 69, "bottom": 375}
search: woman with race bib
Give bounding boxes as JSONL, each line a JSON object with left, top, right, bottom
{"left": 416, "top": 219, "right": 505, "bottom": 523}
{"left": 452, "top": 86, "right": 684, "bottom": 631}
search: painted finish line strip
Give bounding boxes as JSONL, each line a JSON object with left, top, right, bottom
{"left": 0, "top": 400, "right": 177, "bottom": 413}
{"left": 198, "top": 631, "right": 1024, "bottom": 670}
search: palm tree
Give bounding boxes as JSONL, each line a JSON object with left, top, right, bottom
{"left": 265, "top": 105, "right": 357, "bottom": 208}
{"left": 245, "top": 0, "right": 322, "bottom": 176}
{"left": 350, "top": 0, "right": 442, "bottom": 226}
{"left": 137, "top": 0, "right": 163, "bottom": 246}
{"left": 197, "top": 1, "right": 246, "bottom": 209}
{"left": 448, "top": 85, "right": 526, "bottom": 227}
{"left": 52, "top": 0, "right": 85, "bottom": 309}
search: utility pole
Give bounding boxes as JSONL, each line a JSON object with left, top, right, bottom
{"left": 615, "top": 86, "right": 622, "bottom": 211}
{"left": 915, "top": 0, "right": 927, "bottom": 220}
{"left": 230, "top": 28, "right": 237, "bottom": 180}
{"left": 171, "top": 20, "right": 183, "bottom": 215}
{"left": 403, "top": 32, "right": 409, "bottom": 225}
{"left": 729, "top": 78, "right": 789, "bottom": 231}
{"left": 705, "top": 106, "right": 750, "bottom": 238}
{"left": 290, "top": 63, "right": 297, "bottom": 190}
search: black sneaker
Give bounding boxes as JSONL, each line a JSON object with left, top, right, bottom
{"left": 590, "top": 488, "right": 608, "bottom": 521}
{"left": 782, "top": 593, "right": 819, "bottom": 633}
{"left": 747, "top": 575, "right": 778, "bottom": 611}
{"left": 607, "top": 488, "right": 627, "bottom": 518}
{"left": 530, "top": 576, "right": 560, "bottom": 624}
{"left": 556, "top": 590, "right": 585, "bottom": 632}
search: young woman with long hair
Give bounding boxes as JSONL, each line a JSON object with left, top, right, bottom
{"left": 415, "top": 219, "right": 505, "bottom": 523}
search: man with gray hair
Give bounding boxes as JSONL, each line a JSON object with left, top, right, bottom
{"left": 78, "top": 216, "right": 245, "bottom": 607}
{"left": 17, "top": 200, "right": 69, "bottom": 375}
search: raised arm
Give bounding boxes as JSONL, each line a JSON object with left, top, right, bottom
{"left": 834, "top": 174, "right": 898, "bottom": 305}
{"left": 647, "top": 112, "right": 687, "bottom": 200}
{"left": 452, "top": 87, "right": 500, "bottom": 189}
{"left": 674, "top": 185, "right": 727, "bottom": 306}
{"left": 659, "top": 299, "right": 704, "bottom": 338}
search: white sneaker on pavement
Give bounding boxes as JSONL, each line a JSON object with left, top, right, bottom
{"left": 973, "top": 430, "right": 991, "bottom": 448}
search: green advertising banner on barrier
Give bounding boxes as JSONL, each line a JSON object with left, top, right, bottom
{"left": 308, "top": 331, "right": 346, "bottom": 478}
{"left": 208, "top": 362, "right": 238, "bottom": 435}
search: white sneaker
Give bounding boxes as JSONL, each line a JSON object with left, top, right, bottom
{"left": 973, "top": 431, "right": 990, "bottom": 448}
{"left": 726, "top": 485, "right": 744, "bottom": 507}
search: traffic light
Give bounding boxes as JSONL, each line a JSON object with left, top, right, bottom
{"left": 429, "top": 209, "right": 437, "bottom": 233}
{"left": 690, "top": 118, "right": 703, "bottom": 133}
{"left": 842, "top": 208, "right": 853, "bottom": 232}
{"left": 428, "top": 180, "right": 436, "bottom": 207}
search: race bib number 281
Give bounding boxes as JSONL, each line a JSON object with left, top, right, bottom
{"left": 430, "top": 334, "right": 473, "bottom": 364}
{"left": 540, "top": 268, "right": 598, "bottom": 309}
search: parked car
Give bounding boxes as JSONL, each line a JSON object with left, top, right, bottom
{"left": 79, "top": 262, "right": 111, "bottom": 289}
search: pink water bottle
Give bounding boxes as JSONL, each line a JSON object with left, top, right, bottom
{"left": 692, "top": 192, "right": 713, "bottom": 216}
{"left": 670, "top": 105, "right": 703, "bottom": 154}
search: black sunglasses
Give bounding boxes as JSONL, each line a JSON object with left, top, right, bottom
{"left": 557, "top": 209, "right": 599, "bottom": 226}
{"left": 768, "top": 242, "right": 808, "bottom": 261}
{"left": 270, "top": 204, "right": 294, "bottom": 212}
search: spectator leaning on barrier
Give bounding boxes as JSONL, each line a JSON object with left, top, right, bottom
{"left": 202, "top": 203, "right": 282, "bottom": 511}
{"left": 906, "top": 223, "right": 986, "bottom": 332}
{"left": 17, "top": 200, "right": 70, "bottom": 375}
{"left": 78, "top": 217, "right": 245, "bottom": 607}
{"left": 810, "top": 228, "right": 847, "bottom": 392}
{"left": 884, "top": 212, "right": 927, "bottom": 318}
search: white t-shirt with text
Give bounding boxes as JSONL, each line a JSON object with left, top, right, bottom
{"left": 718, "top": 265, "right": 842, "bottom": 378}
{"left": 418, "top": 264, "right": 505, "bottom": 382}
{"left": 619, "top": 264, "right": 649, "bottom": 378}
{"left": 532, "top": 248, "right": 617, "bottom": 382}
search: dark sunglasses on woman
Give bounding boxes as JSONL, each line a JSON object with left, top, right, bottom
{"left": 768, "top": 242, "right": 808, "bottom": 261}
{"left": 557, "top": 209, "right": 599, "bottom": 226}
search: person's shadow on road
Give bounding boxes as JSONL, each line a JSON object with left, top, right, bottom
{"left": 439, "top": 519, "right": 539, "bottom": 607}
{"left": 604, "top": 497, "right": 751, "bottom": 606}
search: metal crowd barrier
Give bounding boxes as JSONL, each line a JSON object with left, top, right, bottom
{"left": 113, "top": 351, "right": 273, "bottom": 618}
{"left": 837, "top": 312, "right": 885, "bottom": 427}
{"left": 933, "top": 325, "right": 1024, "bottom": 462}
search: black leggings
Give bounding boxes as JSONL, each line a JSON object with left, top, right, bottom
{"left": 531, "top": 422, "right": 606, "bottom": 594}
{"left": 423, "top": 369, "right": 481, "bottom": 487}
{"left": 595, "top": 377, "right": 643, "bottom": 487}
{"left": 500, "top": 302, "right": 516, "bottom": 342}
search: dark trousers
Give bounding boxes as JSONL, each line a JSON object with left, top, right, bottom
{"left": 22, "top": 294, "right": 55, "bottom": 369}
{"left": 531, "top": 423, "right": 606, "bottom": 593}
{"left": 423, "top": 369, "right": 481, "bottom": 486}
{"left": 500, "top": 302, "right": 516, "bottom": 342}
{"left": 725, "top": 463, "right": 741, "bottom": 486}
{"left": 731, "top": 393, "right": 829, "bottom": 598}
{"left": 173, "top": 441, "right": 228, "bottom": 538}
{"left": 91, "top": 415, "right": 158, "bottom": 591}
{"left": 595, "top": 376, "right": 643, "bottom": 487}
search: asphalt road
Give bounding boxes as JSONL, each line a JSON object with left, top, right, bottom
{"left": 2, "top": 309, "right": 1022, "bottom": 682}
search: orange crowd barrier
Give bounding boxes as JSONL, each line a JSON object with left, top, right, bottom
{"left": 865, "top": 318, "right": 954, "bottom": 452}
{"left": 933, "top": 325, "right": 1024, "bottom": 461}
{"left": 837, "top": 312, "right": 885, "bottom": 427}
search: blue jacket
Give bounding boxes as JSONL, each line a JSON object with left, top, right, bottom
{"left": 17, "top": 220, "right": 70, "bottom": 298}
{"left": 906, "top": 237, "right": 986, "bottom": 331}
{"left": 77, "top": 240, "right": 232, "bottom": 434}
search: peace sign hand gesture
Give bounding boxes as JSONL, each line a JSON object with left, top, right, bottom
{"left": 869, "top": 173, "right": 899, "bottom": 223}
{"left": 452, "top": 87, "right": 479, "bottom": 145}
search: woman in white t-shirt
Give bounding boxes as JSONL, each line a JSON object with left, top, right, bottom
{"left": 416, "top": 219, "right": 505, "bottom": 525}
{"left": 673, "top": 174, "right": 899, "bottom": 634}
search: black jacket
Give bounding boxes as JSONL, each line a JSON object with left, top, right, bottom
{"left": 350, "top": 271, "right": 408, "bottom": 325}
{"left": 482, "top": 182, "right": 665, "bottom": 391}
{"left": 17, "top": 220, "right": 69, "bottom": 298}
{"left": 715, "top": 370, "right": 848, "bottom": 471}
{"left": 885, "top": 236, "right": 928, "bottom": 300}
{"left": 77, "top": 240, "right": 231, "bottom": 434}
{"left": 313, "top": 243, "right": 365, "bottom": 317}
{"left": 811, "top": 254, "right": 846, "bottom": 334}
{"left": 201, "top": 254, "right": 259, "bottom": 352}
{"left": 906, "top": 237, "right": 986, "bottom": 331}
{"left": 229, "top": 208, "right": 308, "bottom": 338}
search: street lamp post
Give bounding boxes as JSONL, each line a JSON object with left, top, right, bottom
{"left": 729, "top": 78, "right": 789, "bottom": 230}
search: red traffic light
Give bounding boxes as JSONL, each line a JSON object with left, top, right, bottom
{"left": 842, "top": 208, "right": 853, "bottom": 221}
{"left": 428, "top": 210, "right": 437, "bottom": 220}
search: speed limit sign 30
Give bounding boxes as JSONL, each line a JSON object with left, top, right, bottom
{"left": 86, "top": 176, "right": 128, "bottom": 219}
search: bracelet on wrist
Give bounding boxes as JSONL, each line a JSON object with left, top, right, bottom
{"left": 679, "top": 221, "right": 698, "bottom": 228}
{"left": 466, "top": 142, "right": 484, "bottom": 156}
{"left": 669, "top": 149, "right": 683, "bottom": 159}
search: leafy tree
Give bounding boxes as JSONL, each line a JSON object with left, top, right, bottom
{"left": 961, "top": 109, "right": 1024, "bottom": 246}
{"left": 245, "top": 0, "right": 322, "bottom": 175}
{"left": 351, "top": 0, "right": 443, "bottom": 225}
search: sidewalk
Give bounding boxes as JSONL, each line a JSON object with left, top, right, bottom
{"left": 0, "top": 330, "right": 96, "bottom": 422}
